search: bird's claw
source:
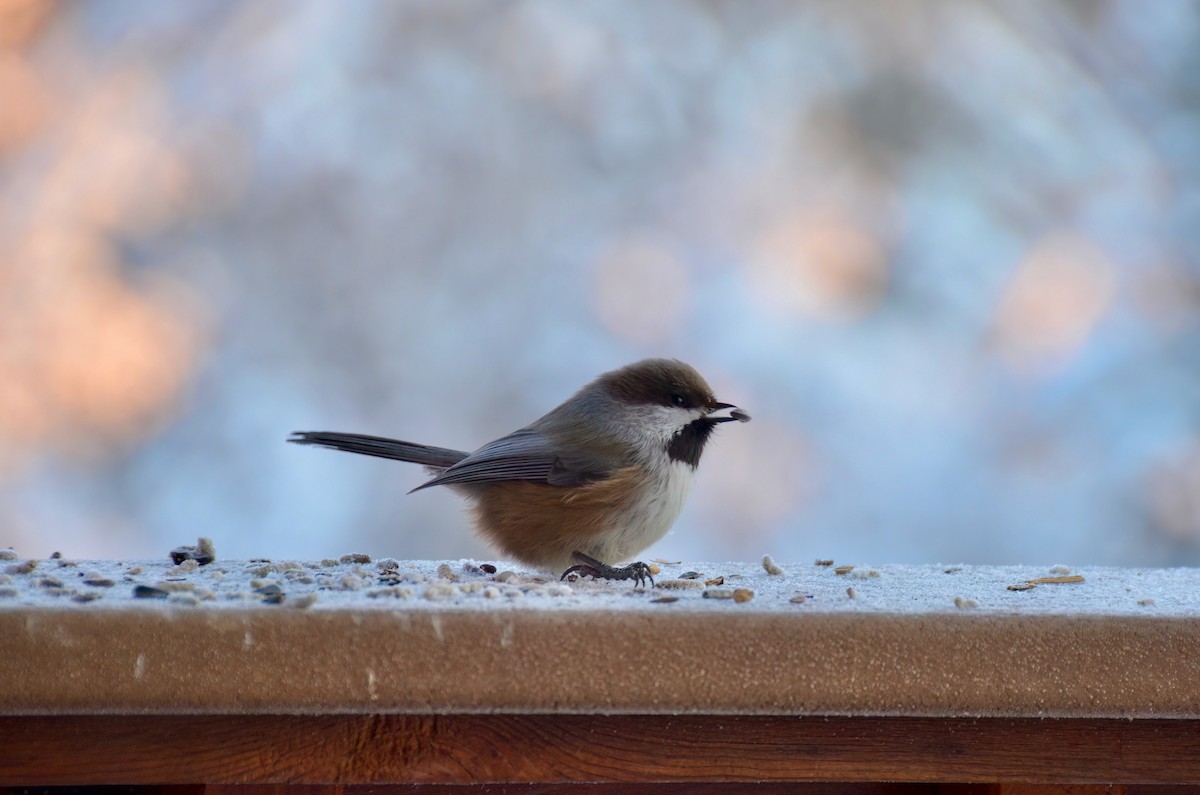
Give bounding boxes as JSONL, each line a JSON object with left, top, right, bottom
{"left": 561, "top": 552, "right": 654, "bottom": 588}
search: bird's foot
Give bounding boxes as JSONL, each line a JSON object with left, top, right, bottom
{"left": 560, "top": 552, "right": 654, "bottom": 588}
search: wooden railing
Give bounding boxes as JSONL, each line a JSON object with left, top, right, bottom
{"left": 2, "top": 558, "right": 1198, "bottom": 792}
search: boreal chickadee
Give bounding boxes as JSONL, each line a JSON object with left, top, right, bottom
{"left": 289, "top": 358, "right": 750, "bottom": 585}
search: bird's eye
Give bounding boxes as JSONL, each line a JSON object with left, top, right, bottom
{"left": 671, "top": 394, "right": 686, "bottom": 407}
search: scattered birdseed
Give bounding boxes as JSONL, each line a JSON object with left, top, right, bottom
{"left": 338, "top": 574, "right": 363, "bottom": 591}
{"left": 479, "top": 563, "right": 497, "bottom": 574}
{"left": 56, "top": 558, "right": 78, "bottom": 568}
{"left": 702, "top": 589, "right": 734, "bottom": 599}
{"left": 1049, "top": 565, "right": 1072, "bottom": 575}
{"left": 651, "top": 558, "right": 681, "bottom": 564}
{"left": 1007, "top": 583, "right": 1037, "bottom": 591}
{"left": 377, "top": 571, "right": 404, "bottom": 586}
{"left": 255, "top": 584, "right": 284, "bottom": 604}
{"left": 845, "top": 586, "right": 858, "bottom": 599}
{"left": 340, "top": 553, "right": 372, "bottom": 564}
{"left": 170, "top": 559, "right": 200, "bottom": 575}
{"left": 944, "top": 566, "right": 963, "bottom": 574}
{"left": 1137, "top": 598, "right": 1156, "bottom": 607}
{"left": 656, "top": 579, "right": 705, "bottom": 590}
{"left": 482, "top": 586, "right": 501, "bottom": 598}
{"left": 168, "top": 593, "right": 201, "bottom": 606}
{"left": 495, "top": 570, "right": 519, "bottom": 583}
{"left": 761, "top": 555, "right": 785, "bottom": 576}
{"left": 789, "top": 594, "right": 809, "bottom": 604}
{"left": 0, "top": 548, "right": 17, "bottom": 561}
{"left": 435, "top": 563, "right": 459, "bottom": 581}
{"left": 50, "top": 551, "right": 62, "bottom": 560}
{"left": 133, "top": 585, "right": 169, "bottom": 599}
{"left": 733, "top": 588, "right": 754, "bottom": 603}
{"left": 834, "top": 565, "right": 855, "bottom": 575}
{"left": 705, "top": 576, "right": 724, "bottom": 587}
{"left": 320, "top": 558, "right": 339, "bottom": 567}
{"left": 647, "top": 564, "right": 661, "bottom": 576}
{"left": 37, "top": 576, "right": 63, "bottom": 588}
{"left": 954, "top": 596, "right": 979, "bottom": 609}
{"left": 424, "top": 583, "right": 458, "bottom": 600}
{"left": 458, "top": 581, "right": 485, "bottom": 594}
{"left": 269, "top": 561, "right": 303, "bottom": 572}
{"left": 850, "top": 569, "right": 881, "bottom": 579}
{"left": 289, "top": 593, "right": 318, "bottom": 609}
{"left": 367, "top": 586, "right": 412, "bottom": 599}
{"left": 170, "top": 538, "right": 215, "bottom": 566}
{"left": 154, "top": 581, "right": 199, "bottom": 593}
{"left": 246, "top": 564, "right": 272, "bottom": 577}
{"left": 82, "top": 573, "right": 115, "bottom": 587}
{"left": 814, "top": 559, "right": 834, "bottom": 566}
{"left": 0, "top": 587, "right": 17, "bottom": 598}
{"left": 1026, "top": 575, "right": 1085, "bottom": 584}
{"left": 7, "top": 560, "right": 36, "bottom": 575}
{"left": 72, "top": 592, "right": 102, "bottom": 603}
{"left": 679, "top": 571, "right": 703, "bottom": 579}
{"left": 651, "top": 595, "right": 678, "bottom": 603}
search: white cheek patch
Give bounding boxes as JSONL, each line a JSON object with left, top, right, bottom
{"left": 627, "top": 405, "right": 700, "bottom": 445}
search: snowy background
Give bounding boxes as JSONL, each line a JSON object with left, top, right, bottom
{"left": 2, "top": 1, "right": 1199, "bottom": 566}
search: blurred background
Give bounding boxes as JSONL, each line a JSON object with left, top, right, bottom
{"left": 2, "top": 0, "right": 1199, "bottom": 566}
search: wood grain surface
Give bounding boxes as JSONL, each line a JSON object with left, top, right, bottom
{"left": 3, "top": 715, "right": 1199, "bottom": 786}
{"left": 0, "top": 785, "right": 1186, "bottom": 793}
{"left": 6, "top": 608, "right": 1200, "bottom": 719}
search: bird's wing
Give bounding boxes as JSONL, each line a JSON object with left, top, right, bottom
{"left": 411, "top": 428, "right": 613, "bottom": 491}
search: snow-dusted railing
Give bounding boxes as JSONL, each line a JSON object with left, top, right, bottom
{"left": 3, "top": 554, "right": 1199, "bottom": 788}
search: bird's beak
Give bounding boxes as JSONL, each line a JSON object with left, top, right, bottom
{"left": 707, "top": 402, "right": 751, "bottom": 423}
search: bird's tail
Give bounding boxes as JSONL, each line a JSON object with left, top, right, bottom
{"left": 288, "top": 431, "right": 467, "bottom": 470}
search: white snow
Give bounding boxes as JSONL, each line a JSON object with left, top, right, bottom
{"left": 1, "top": 554, "right": 1196, "bottom": 616}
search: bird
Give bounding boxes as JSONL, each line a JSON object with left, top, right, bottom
{"left": 288, "top": 358, "right": 750, "bottom": 585}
